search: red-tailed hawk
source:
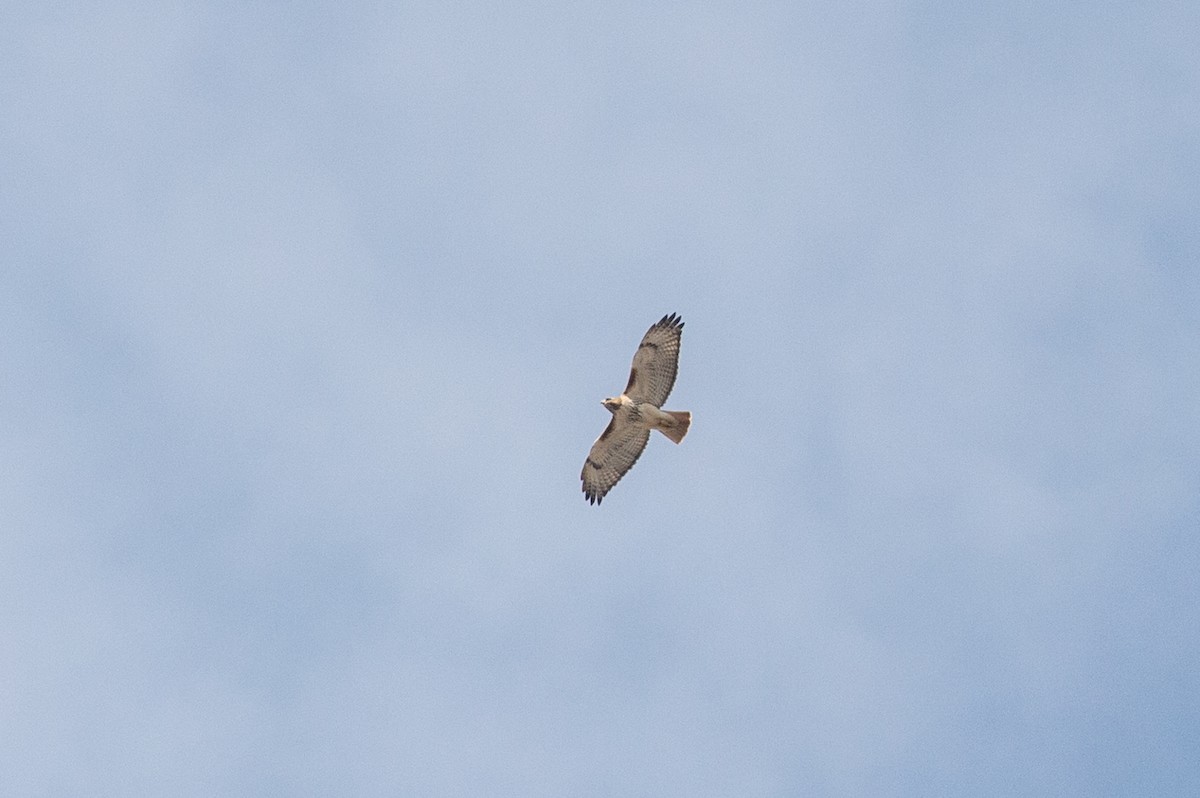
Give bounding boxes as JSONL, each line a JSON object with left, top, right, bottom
{"left": 581, "top": 313, "right": 692, "bottom": 505}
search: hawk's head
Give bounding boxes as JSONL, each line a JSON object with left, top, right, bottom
{"left": 602, "top": 397, "right": 621, "bottom": 413}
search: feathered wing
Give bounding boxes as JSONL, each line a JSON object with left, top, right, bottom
{"left": 581, "top": 416, "right": 652, "bottom": 505}
{"left": 624, "top": 313, "right": 684, "bottom": 406}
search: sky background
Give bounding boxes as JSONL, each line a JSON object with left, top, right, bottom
{"left": 3, "top": 2, "right": 1199, "bottom": 795}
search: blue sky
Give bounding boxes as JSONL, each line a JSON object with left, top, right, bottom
{"left": 3, "top": 2, "right": 1198, "bottom": 795}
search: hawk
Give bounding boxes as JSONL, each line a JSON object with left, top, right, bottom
{"left": 581, "top": 313, "right": 692, "bottom": 505}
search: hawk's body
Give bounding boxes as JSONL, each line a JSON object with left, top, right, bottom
{"left": 581, "top": 313, "right": 691, "bottom": 505}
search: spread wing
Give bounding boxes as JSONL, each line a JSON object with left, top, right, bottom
{"left": 623, "top": 313, "right": 684, "bottom": 406}
{"left": 581, "top": 416, "right": 651, "bottom": 505}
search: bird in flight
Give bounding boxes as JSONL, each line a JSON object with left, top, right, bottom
{"left": 581, "top": 313, "right": 692, "bottom": 505}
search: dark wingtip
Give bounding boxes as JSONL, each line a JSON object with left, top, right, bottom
{"left": 656, "top": 312, "right": 684, "bottom": 329}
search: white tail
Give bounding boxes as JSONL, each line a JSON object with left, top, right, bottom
{"left": 657, "top": 410, "right": 692, "bottom": 444}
